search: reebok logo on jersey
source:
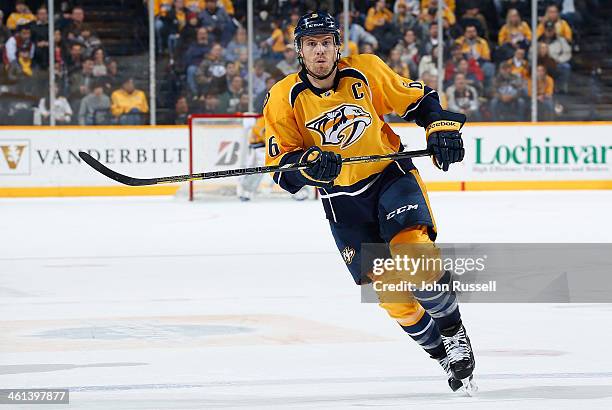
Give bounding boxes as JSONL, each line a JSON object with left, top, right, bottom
{"left": 341, "top": 246, "right": 356, "bottom": 265}
{"left": 305, "top": 104, "right": 372, "bottom": 149}
{"left": 386, "top": 204, "right": 419, "bottom": 220}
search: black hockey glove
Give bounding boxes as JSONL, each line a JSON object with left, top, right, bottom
{"left": 298, "top": 146, "right": 342, "bottom": 188}
{"left": 425, "top": 111, "right": 466, "bottom": 172}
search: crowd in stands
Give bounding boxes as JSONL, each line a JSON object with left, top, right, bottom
{"left": 160, "top": 0, "right": 592, "bottom": 124}
{"left": 0, "top": 1, "right": 598, "bottom": 125}
{"left": 1, "top": 1, "right": 149, "bottom": 125}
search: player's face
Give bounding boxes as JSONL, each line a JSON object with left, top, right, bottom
{"left": 300, "top": 34, "right": 338, "bottom": 77}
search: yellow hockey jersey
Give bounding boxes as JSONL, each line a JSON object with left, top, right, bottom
{"left": 248, "top": 116, "right": 266, "bottom": 148}
{"left": 264, "top": 53, "right": 434, "bottom": 188}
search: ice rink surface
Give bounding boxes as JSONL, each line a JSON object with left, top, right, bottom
{"left": 1, "top": 190, "right": 612, "bottom": 409}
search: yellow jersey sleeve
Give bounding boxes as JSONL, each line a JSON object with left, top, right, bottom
{"left": 347, "top": 54, "right": 431, "bottom": 121}
{"left": 263, "top": 76, "right": 305, "bottom": 168}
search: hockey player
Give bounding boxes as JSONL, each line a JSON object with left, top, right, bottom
{"left": 264, "top": 12, "right": 475, "bottom": 393}
{"left": 237, "top": 116, "right": 310, "bottom": 201}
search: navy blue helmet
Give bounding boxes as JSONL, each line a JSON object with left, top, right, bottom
{"left": 293, "top": 12, "right": 341, "bottom": 52}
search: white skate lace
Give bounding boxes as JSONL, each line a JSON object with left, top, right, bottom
{"left": 443, "top": 327, "right": 470, "bottom": 364}
{"left": 437, "top": 356, "right": 453, "bottom": 378}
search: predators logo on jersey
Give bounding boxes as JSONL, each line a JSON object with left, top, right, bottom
{"left": 305, "top": 104, "right": 372, "bottom": 149}
{"left": 341, "top": 246, "right": 356, "bottom": 265}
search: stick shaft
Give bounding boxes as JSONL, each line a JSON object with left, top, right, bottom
{"left": 78, "top": 149, "right": 431, "bottom": 187}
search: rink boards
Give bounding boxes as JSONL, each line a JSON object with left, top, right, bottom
{"left": 0, "top": 122, "right": 610, "bottom": 197}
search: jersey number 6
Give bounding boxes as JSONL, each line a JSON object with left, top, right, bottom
{"left": 268, "top": 136, "right": 280, "bottom": 157}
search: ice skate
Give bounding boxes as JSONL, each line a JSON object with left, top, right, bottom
{"left": 441, "top": 321, "right": 477, "bottom": 395}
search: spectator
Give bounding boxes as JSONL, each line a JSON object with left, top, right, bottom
{"left": 4, "top": 23, "right": 34, "bottom": 66}
{"left": 536, "top": 42, "right": 558, "bottom": 80}
{"left": 388, "top": 46, "right": 410, "bottom": 78}
{"left": 254, "top": 76, "right": 276, "bottom": 112}
{"left": 260, "top": 19, "right": 286, "bottom": 61}
{"left": 275, "top": 44, "right": 299, "bottom": 76}
{"left": 421, "top": 22, "right": 447, "bottom": 57}
{"left": 394, "top": 0, "right": 421, "bottom": 17}
{"left": 446, "top": 72, "right": 480, "bottom": 121}
{"left": 365, "top": 0, "right": 393, "bottom": 32}
{"left": 360, "top": 43, "right": 375, "bottom": 54}
{"left": 420, "top": 0, "right": 456, "bottom": 29}
{"left": 540, "top": 21, "right": 571, "bottom": 93}
{"left": 199, "top": 0, "right": 234, "bottom": 45}
{"left": 284, "top": 10, "right": 300, "bottom": 45}
{"left": 422, "top": 70, "right": 448, "bottom": 109}
{"left": 421, "top": 0, "right": 456, "bottom": 12}
{"left": 69, "top": 58, "right": 95, "bottom": 103}
{"left": 178, "top": 12, "right": 201, "bottom": 50}
{"left": 174, "top": 96, "right": 190, "bottom": 125}
{"left": 528, "top": 65, "right": 555, "bottom": 120}
{"left": 338, "top": 11, "right": 378, "bottom": 51}
{"left": 397, "top": 29, "right": 420, "bottom": 77}
{"left": 35, "top": 85, "right": 73, "bottom": 125}
{"left": 185, "top": 0, "right": 205, "bottom": 13}
{"left": 339, "top": 27, "right": 359, "bottom": 57}
{"left": 102, "top": 59, "right": 122, "bottom": 93}
{"left": 52, "top": 29, "right": 65, "bottom": 70}
{"left": 194, "top": 43, "right": 227, "bottom": 95}
{"left": 508, "top": 47, "right": 529, "bottom": 80}
{"left": 455, "top": 24, "right": 494, "bottom": 87}
{"left": 0, "top": 11, "right": 11, "bottom": 58}
{"left": 455, "top": 58, "right": 483, "bottom": 91}
{"left": 92, "top": 48, "right": 108, "bottom": 77}
{"left": 418, "top": 46, "right": 439, "bottom": 79}
{"left": 6, "top": 0, "right": 35, "bottom": 31}
{"left": 235, "top": 93, "right": 250, "bottom": 113}
{"left": 66, "top": 43, "right": 84, "bottom": 74}
{"left": 79, "top": 25, "right": 102, "bottom": 58}
{"left": 226, "top": 27, "right": 260, "bottom": 62}
{"left": 456, "top": 58, "right": 483, "bottom": 92}
{"left": 63, "top": 6, "right": 86, "bottom": 43}
{"left": 393, "top": 0, "right": 421, "bottom": 34}
{"left": 154, "top": 0, "right": 174, "bottom": 52}
{"left": 536, "top": 4, "right": 572, "bottom": 43}
{"left": 498, "top": 8, "right": 531, "bottom": 49}
{"left": 365, "top": 0, "right": 397, "bottom": 53}
{"left": 198, "top": 92, "right": 222, "bottom": 114}
{"left": 169, "top": 0, "right": 190, "bottom": 57}
{"left": 31, "top": 6, "right": 49, "bottom": 69}
{"left": 218, "top": 75, "right": 245, "bottom": 112}
{"left": 185, "top": 28, "right": 211, "bottom": 92}
{"left": 7, "top": 47, "right": 34, "bottom": 85}
{"left": 252, "top": 59, "right": 270, "bottom": 96}
{"left": 459, "top": 1, "right": 489, "bottom": 38}
{"left": 444, "top": 44, "right": 483, "bottom": 88}
{"left": 79, "top": 81, "right": 111, "bottom": 125}
{"left": 498, "top": 0, "right": 530, "bottom": 20}
{"left": 224, "top": 61, "right": 241, "bottom": 86}
{"left": 111, "top": 78, "right": 149, "bottom": 125}
{"left": 490, "top": 61, "right": 526, "bottom": 121}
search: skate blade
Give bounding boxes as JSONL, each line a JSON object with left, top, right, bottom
{"left": 460, "top": 377, "right": 478, "bottom": 396}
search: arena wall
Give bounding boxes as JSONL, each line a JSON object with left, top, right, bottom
{"left": 0, "top": 123, "right": 610, "bottom": 197}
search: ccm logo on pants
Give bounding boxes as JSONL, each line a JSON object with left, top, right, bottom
{"left": 386, "top": 204, "right": 419, "bottom": 220}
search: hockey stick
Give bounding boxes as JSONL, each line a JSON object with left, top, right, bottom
{"left": 78, "top": 149, "right": 431, "bottom": 187}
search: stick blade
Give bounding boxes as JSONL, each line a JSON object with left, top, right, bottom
{"left": 78, "top": 151, "right": 156, "bottom": 186}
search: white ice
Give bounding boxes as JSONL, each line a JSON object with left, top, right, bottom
{"left": 1, "top": 191, "right": 611, "bottom": 409}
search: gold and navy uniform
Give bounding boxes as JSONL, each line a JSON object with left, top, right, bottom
{"left": 264, "top": 53, "right": 442, "bottom": 231}
{"left": 248, "top": 116, "right": 266, "bottom": 148}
